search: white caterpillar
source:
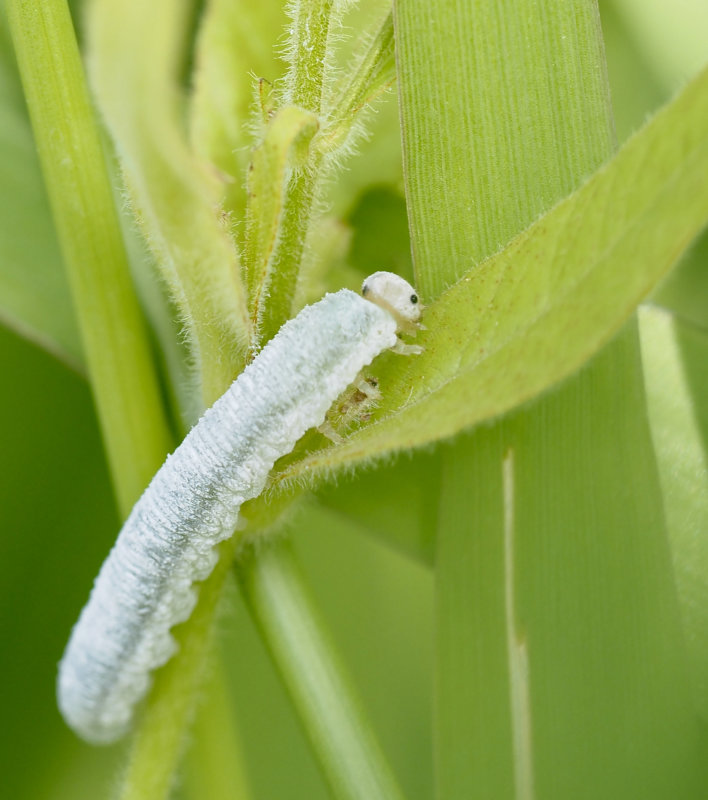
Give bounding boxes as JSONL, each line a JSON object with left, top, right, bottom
{"left": 57, "top": 271, "right": 422, "bottom": 744}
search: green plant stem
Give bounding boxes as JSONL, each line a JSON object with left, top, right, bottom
{"left": 257, "top": 0, "right": 338, "bottom": 343}
{"left": 242, "top": 106, "right": 319, "bottom": 342}
{"left": 258, "top": 166, "right": 320, "bottom": 344}
{"left": 285, "top": 0, "right": 335, "bottom": 112}
{"left": 5, "top": 0, "right": 172, "bottom": 514}
{"left": 235, "top": 538, "right": 405, "bottom": 800}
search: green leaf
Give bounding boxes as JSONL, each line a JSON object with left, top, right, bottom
{"left": 640, "top": 305, "right": 708, "bottom": 719}
{"left": 0, "top": 25, "right": 81, "bottom": 368}
{"left": 435, "top": 332, "right": 699, "bottom": 799}
{"left": 274, "top": 64, "right": 708, "bottom": 485}
{"left": 86, "top": 0, "right": 250, "bottom": 403}
{"left": 397, "top": 1, "right": 615, "bottom": 300}
{"left": 389, "top": 2, "right": 703, "bottom": 799}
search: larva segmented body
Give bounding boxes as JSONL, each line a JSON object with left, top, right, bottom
{"left": 58, "top": 274, "right": 421, "bottom": 744}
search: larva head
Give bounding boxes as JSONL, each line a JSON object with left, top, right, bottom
{"left": 361, "top": 271, "right": 422, "bottom": 333}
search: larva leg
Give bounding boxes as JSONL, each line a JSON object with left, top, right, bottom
{"left": 318, "top": 374, "right": 382, "bottom": 442}
{"left": 355, "top": 376, "right": 380, "bottom": 400}
{"left": 391, "top": 340, "right": 424, "bottom": 356}
{"left": 318, "top": 419, "right": 345, "bottom": 444}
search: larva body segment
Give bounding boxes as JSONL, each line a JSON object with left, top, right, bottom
{"left": 58, "top": 288, "right": 401, "bottom": 744}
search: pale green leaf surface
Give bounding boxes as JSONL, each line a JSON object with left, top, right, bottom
{"left": 273, "top": 65, "right": 708, "bottom": 485}
{"left": 640, "top": 305, "right": 708, "bottom": 720}
{"left": 397, "top": 1, "right": 615, "bottom": 300}
{"left": 0, "top": 29, "right": 81, "bottom": 368}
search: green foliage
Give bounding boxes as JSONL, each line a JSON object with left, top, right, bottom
{"left": 0, "top": 0, "right": 707, "bottom": 798}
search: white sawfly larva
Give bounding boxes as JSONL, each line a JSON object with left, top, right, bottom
{"left": 57, "top": 271, "right": 422, "bottom": 744}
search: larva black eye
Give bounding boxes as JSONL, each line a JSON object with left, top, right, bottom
{"left": 410, "top": 294, "right": 418, "bottom": 304}
{"left": 362, "top": 283, "right": 369, "bottom": 296}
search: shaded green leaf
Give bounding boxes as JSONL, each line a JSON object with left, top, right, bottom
{"left": 436, "top": 331, "right": 700, "bottom": 799}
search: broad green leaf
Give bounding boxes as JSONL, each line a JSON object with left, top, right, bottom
{"left": 273, "top": 64, "right": 708, "bottom": 486}
{"left": 86, "top": 0, "right": 250, "bottom": 404}
{"left": 0, "top": 25, "right": 81, "bottom": 368}
{"left": 397, "top": 1, "right": 615, "bottom": 300}
{"left": 640, "top": 305, "right": 708, "bottom": 719}
{"left": 436, "top": 331, "right": 699, "bottom": 799}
